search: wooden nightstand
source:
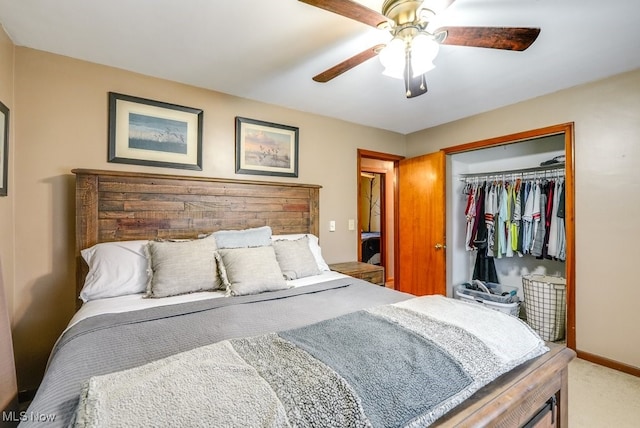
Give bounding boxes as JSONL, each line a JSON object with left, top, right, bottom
{"left": 329, "top": 261, "right": 384, "bottom": 286}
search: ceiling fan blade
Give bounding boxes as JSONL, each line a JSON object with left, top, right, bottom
{"left": 299, "top": 0, "right": 388, "bottom": 28}
{"left": 313, "top": 44, "right": 384, "bottom": 83}
{"left": 435, "top": 26, "right": 541, "bottom": 51}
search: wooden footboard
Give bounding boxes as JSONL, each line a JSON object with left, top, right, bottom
{"left": 435, "top": 343, "right": 575, "bottom": 427}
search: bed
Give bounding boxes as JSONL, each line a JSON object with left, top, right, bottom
{"left": 21, "top": 169, "right": 575, "bottom": 427}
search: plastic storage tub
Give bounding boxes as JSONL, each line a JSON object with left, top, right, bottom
{"left": 455, "top": 281, "right": 520, "bottom": 317}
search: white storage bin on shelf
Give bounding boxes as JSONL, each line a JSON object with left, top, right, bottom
{"left": 522, "top": 274, "right": 566, "bottom": 342}
{"left": 454, "top": 281, "right": 520, "bottom": 317}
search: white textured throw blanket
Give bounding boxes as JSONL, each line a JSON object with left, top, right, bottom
{"left": 72, "top": 295, "right": 548, "bottom": 428}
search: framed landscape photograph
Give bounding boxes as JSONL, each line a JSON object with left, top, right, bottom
{"left": 0, "top": 100, "right": 8, "bottom": 196}
{"left": 235, "top": 117, "right": 299, "bottom": 178}
{"left": 108, "top": 92, "right": 203, "bottom": 170}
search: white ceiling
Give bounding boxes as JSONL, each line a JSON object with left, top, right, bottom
{"left": 1, "top": 0, "right": 639, "bottom": 134}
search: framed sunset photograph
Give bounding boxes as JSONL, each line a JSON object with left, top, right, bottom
{"left": 235, "top": 117, "right": 299, "bottom": 178}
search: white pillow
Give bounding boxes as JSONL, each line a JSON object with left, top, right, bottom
{"left": 80, "top": 240, "right": 150, "bottom": 302}
{"left": 271, "top": 233, "right": 330, "bottom": 271}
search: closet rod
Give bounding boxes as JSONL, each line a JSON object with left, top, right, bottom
{"left": 458, "top": 163, "right": 565, "bottom": 179}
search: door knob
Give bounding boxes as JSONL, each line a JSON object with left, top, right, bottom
{"left": 434, "top": 243, "right": 447, "bottom": 250}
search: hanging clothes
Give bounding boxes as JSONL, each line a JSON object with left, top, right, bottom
{"left": 543, "top": 180, "right": 555, "bottom": 258}
{"left": 461, "top": 169, "right": 565, "bottom": 264}
{"left": 472, "top": 245, "right": 499, "bottom": 283}
{"left": 547, "top": 179, "right": 566, "bottom": 260}
{"left": 484, "top": 182, "right": 498, "bottom": 255}
{"left": 504, "top": 181, "right": 514, "bottom": 258}
{"left": 470, "top": 183, "right": 485, "bottom": 250}
{"left": 556, "top": 181, "right": 566, "bottom": 261}
{"left": 547, "top": 180, "right": 560, "bottom": 258}
{"left": 472, "top": 183, "right": 498, "bottom": 282}
{"left": 492, "top": 181, "right": 503, "bottom": 258}
{"left": 530, "top": 181, "right": 542, "bottom": 254}
{"left": 473, "top": 183, "right": 487, "bottom": 247}
{"left": 464, "top": 183, "right": 477, "bottom": 251}
{"left": 517, "top": 180, "right": 527, "bottom": 254}
{"left": 521, "top": 181, "right": 534, "bottom": 254}
{"left": 511, "top": 179, "right": 523, "bottom": 256}
{"left": 496, "top": 183, "right": 509, "bottom": 258}
{"left": 531, "top": 188, "right": 547, "bottom": 258}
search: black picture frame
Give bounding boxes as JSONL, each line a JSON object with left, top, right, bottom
{"left": 0, "top": 100, "right": 8, "bottom": 196}
{"left": 108, "top": 92, "right": 203, "bottom": 170}
{"left": 235, "top": 117, "right": 299, "bottom": 178}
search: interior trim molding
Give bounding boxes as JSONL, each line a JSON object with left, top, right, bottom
{"left": 576, "top": 350, "right": 640, "bottom": 378}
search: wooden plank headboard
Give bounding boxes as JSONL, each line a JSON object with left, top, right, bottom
{"left": 73, "top": 169, "right": 321, "bottom": 306}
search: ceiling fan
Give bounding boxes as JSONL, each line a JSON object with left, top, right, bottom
{"left": 299, "top": 0, "right": 540, "bottom": 98}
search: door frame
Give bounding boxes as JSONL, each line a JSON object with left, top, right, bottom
{"left": 442, "top": 122, "right": 576, "bottom": 350}
{"left": 357, "top": 149, "right": 405, "bottom": 286}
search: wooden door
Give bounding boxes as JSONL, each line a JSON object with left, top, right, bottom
{"left": 396, "top": 150, "right": 446, "bottom": 295}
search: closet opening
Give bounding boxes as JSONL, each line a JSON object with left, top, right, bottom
{"left": 443, "top": 123, "right": 575, "bottom": 350}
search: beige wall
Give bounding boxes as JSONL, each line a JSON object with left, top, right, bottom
{"left": 0, "top": 28, "right": 15, "bottom": 323}
{"left": 406, "top": 69, "right": 640, "bottom": 369}
{"left": 0, "top": 26, "right": 18, "bottom": 413}
{"left": 10, "top": 47, "right": 405, "bottom": 390}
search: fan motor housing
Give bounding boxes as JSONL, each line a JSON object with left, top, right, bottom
{"left": 382, "top": 0, "right": 424, "bottom": 26}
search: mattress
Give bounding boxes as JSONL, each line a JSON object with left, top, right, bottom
{"left": 23, "top": 275, "right": 548, "bottom": 427}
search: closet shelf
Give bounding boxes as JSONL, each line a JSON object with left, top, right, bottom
{"left": 458, "top": 163, "right": 565, "bottom": 180}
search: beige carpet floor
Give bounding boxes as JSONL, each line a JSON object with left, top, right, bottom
{"left": 568, "top": 358, "right": 640, "bottom": 427}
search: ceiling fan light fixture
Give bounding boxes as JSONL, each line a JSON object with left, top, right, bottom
{"left": 379, "top": 37, "right": 406, "bottom": 79}
{"left": 411, "top": 57, "right": 435, "bottom": 76}
{"left": 410, "top": 32, "right": 439, "bottom": 76}
{"left": 380, "top": 32, "right": 439, "bottom": 79}
{"left": 382, "top": 65, "right": 406, "bottom": 79}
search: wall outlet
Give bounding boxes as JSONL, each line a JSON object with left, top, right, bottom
{"left": 348, "top": 219, "right": 355, "bottom": 230}
{"left": 329, "top": 220, "right": 336, "bottom": 232}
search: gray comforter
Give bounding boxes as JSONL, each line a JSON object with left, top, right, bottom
{"left": 23, "top": 278, "right": 548, "bottom": 427}
{"left": 21, "top": 278, "right": 410, "bottom": 427}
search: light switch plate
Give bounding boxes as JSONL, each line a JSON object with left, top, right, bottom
{"left": 348, "top": 219, "right": 355, "bottom": 230}
{"left": 329, "top": 220, "right": 336, "bottom": 232}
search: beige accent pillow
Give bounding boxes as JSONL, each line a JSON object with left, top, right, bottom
{"left": 272, "top": 234, "right": 330, "bottom": 271}
{"left": 273, "top": 236, "right": 321, "bottom": 280}
{"left": 146, "top": 235, "right": 222, "bottom": 298}
{"left": 217, "top": 246, "right": 289, "bottom": 296}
